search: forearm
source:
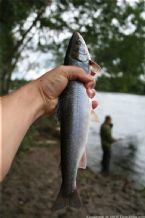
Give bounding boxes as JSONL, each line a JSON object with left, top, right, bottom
{"left": 0, "top": 81, "right": 45, "bottom": 181}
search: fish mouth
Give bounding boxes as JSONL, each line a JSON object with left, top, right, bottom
{"left": 64, "top": 32, "right": 90, "bottom": 63}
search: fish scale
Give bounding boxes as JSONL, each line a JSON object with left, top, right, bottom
{"left": 60, "top": 81, "right": 89, "bottom": 191}
{"left": 53, "top": 32, "right": 93, "bottom": 210}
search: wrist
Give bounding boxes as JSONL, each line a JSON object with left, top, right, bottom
{"left": 32, "top": 79, "right": 58, "bottom": 116}
{"left": 24, "top": 81, "right": 46, "bottom": 121}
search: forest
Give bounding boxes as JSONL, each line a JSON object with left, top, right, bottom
{"left": 0, "top": 0, "right": 145, "bottom": 95}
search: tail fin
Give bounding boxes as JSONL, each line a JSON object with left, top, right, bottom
{"left": 52, "top": 188, "right": 82, "bottom": 210}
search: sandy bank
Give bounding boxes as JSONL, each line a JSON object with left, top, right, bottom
{"left": 1, "top": 141, "right": 145, "bottom": 218}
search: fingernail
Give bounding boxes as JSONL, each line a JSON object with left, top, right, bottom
{"left": 91, "top": 71, "right": 96, "bottom": 76}
{"left": 92, "top": 100, "right": 98, "bottom": 109}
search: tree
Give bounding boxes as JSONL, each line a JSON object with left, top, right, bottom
{"left": 0, "top": 0, "right": 145, "bottom": 94}
{"left": 0, "top": 0, "right": 50, "bottom": 94}
{"left": 56, "top": 0, "right": 145, "bottom": 93}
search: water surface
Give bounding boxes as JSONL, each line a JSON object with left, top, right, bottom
{"left": 87, "top": 92, "right": 145, "bottom": 186}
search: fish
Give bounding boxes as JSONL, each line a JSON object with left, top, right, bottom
{"left": 53, "top": 32, "right": 100, "bottom": 210}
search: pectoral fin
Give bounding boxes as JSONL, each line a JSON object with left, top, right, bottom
{"left": 89, "top": 59, "right": 101, "bottom": 74}
{"left": 78, "top": 149, "right": 87, "bottom": 169}
{"left": 91, "top": 110, "right": 99, "bottom": 122}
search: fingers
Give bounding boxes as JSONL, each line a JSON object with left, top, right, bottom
{"left": 90, "top": 71, "right": 96, "bottom": 76}
{"left": 92, "top": 100, "right": 98, "bottom": 109}
{"left": 60, "top": 65, "right": 99, "bottom": 110}
{"left": 62, "top": 65, "right": 93, "bottom": 83}
{"left": 85, "top": 80, "right": 96, "bottom": 99}
{"left": 85, "top": 80, "right": 95, "bottom": 89}
{"left": 62, "top": 65, "right": 97, "bottom": 97}
{"left": 89, "top": 60, "right": 101, "bottom": 74}
{"left": 86, "top": 88, "right": 96, "bottom": 99}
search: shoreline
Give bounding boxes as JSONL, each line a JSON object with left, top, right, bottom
{"left": 1, "top": 142, "right": 145, "bottom": 217}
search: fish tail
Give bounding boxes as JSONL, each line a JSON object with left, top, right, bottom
{"left": 68, "top": 189, "right": 82, "bottom": 209}
{"left": 52, "top": 187, "right": 82, "bottom": 210}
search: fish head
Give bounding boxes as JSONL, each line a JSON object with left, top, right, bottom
{"left": 64, "top": 32, "right": 90, "bottom": 71}
{"left": 64, "top": 32, "right": 101, "bottom": 74}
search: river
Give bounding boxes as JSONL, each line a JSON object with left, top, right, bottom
{"left": 87, "top": 92, "right": 145, "bottom": 186}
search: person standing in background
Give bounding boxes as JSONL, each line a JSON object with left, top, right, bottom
{"left": 100, "top": 115, "right": 116, "bottom": 174}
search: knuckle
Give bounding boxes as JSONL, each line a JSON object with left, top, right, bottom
{"left": 79, "top": 67, "right": 85, "bottom": 74}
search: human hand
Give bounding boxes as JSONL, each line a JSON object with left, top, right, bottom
{"left": 34, "top": 65, "right": 98, "bottom": 115}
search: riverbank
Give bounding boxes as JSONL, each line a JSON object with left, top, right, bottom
{"left": 88, "top": 91, "right": 145, "bottom": 186}
{"left": 1, "top": 138, "right": 145, "bottom": 217}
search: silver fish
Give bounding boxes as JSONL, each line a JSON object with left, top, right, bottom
{"left": 53, "top": 32, "right": 99, "bottom": 210}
